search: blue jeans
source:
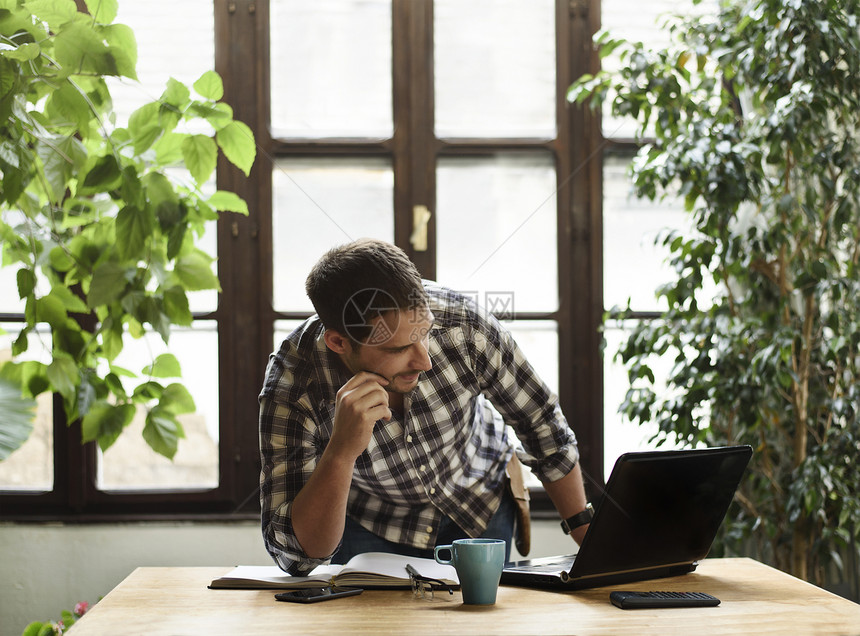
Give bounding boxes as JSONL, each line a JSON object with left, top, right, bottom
{"left": 332, "top": 491, "right": 516, "bottom": 565}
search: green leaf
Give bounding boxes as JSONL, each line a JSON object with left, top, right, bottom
{"left": 119, "top": 165, "right": 145, "bottom": 209}
{"left": 142, "top": 406, "right": 185, "bottom": 459}
{"left": 188, "top": 101, "right": 233, "bottom": 129}
{"left": 153, "top": 132, "right": 184, "bottom": 165}
{"left": 81, "top": 402, "right": 135, "bottom": 451}
{"left": 15, "top": 361, "right": 50, "bottom": 398}
{"left": 181, "top": 134, "right": 217, "bottom": 185}
{"left": 161, "top": 77, "right": 190, "bottom": 108}
{"left": 128, "top": 102, "right": 162, "bottom": 154}
{"left": 79, "top": 154, "right": 122, "bottom": 194}
{"left": 52, "top": 20, "right": 113, "bottom": 77}
{"left": 84, "top": 0, "right": 118, "bottom": 23}
{"left": 115, "top": 205, "right": 154, "bottom": 260}
{"left": 0, "top": 376, "right": 36, "bottom": 461}
{"left": 20, "top": 621, "right": 55, "bottom": 636}
{"left": 102, "top": 322, "right": 124, "bottom": 361}
{"left": 46, "top": 80, "right": 91, "bottom": 132}
{"left": 26, "top": 0, "right": 78, "bottom": 31}
{"left": 173, "top": 250, "right": 220, "bottom": 291}
{"left": 16, "top": 267, "right": 36, "bottom": 299}
{"left": 102, "top": 23, "right": 138, "bottom": 80}
{"left": 161, "top": 382, "right": 195, "bottom": 415}
{"left": 49, "top": 244, "right": 76, "bottom": 272}
{"left": 37, "top": 135, "right": 86, "bottom": 203}
{"left": 208, "top": 190, "right": 249, "bottom": 215}
{"left": 49, "top": 284, "right": 88, "bottom": 313}
{"left": 87, "top": 261, "right": 130, "bottom": 307}
{"left": 132, "top": 380, "right": 163, "bottom": 403}
{"left": 166, "top": 219, "right": 187, "bottom": 260}
{"left": 162, "top": 286, "right": 192, "bottom": 326}
{"left": 76, "top": 373, "right": 97, "bottom": 418}
{"left": 46, "top": 353, "right": 79, "bottom": 400}
{"left": 142, "top": 352, "right": 181, "bottom": 378}
{"left": 1, "top": 42, "right": 41, "bottom": 62}
{"left": 144, "top": 172, "right": 183, "bottom": 230}
{"left": 35, "top": 293, "right": 67, "bottom": 328}
{"left": 193, "top": 70, "right": 223, "bottom": 100}
{"left": 215, "top": 120, "right": 256, "bottom": 176}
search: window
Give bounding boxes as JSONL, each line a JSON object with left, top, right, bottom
{"left": 599, "top": 0, "right": 717, "bottom": 477}
{"left": 1, "top": 0, "right": 606, "bottom": 517}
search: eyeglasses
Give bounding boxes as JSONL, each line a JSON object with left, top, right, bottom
{"left": 406, "top": 564, "right": 454, "bottom": 601}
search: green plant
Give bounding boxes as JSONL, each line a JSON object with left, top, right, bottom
{"left": 569, "top": 0, "right": 860, "bottom": 591}
{"left": 0, "top": 0, "right": 255, "bottom": 460}
{"left": 22, "top": 600, "right": 90, "bottom": 635}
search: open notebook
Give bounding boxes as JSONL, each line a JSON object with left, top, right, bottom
{"left": 209, "top": 552, "right": 458, "bottom": 590}
{"left": 502, "top": 445, "right": 752, "bottom": 590}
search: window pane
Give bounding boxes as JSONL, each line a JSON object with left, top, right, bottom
{"left": 108, "top": 0, "right": 214, "bottom": 129}
{"left": 436, "top": 154, "right": 557, "bottom": 312}
{"left": 603, "top": 153, "right": 689, "bottom": 312}
{"left": 603, "top": 321, "right": 682, "bottom": 480}
{"left": 0, "top": 211, "right": 52, "bottom": 314}
{"left": 270, "top": 0, "right": 393, "bottom": 138}
{"left": 0, "top": 325, "right": 53, "bottom": 491}
{"left": 507, "top": 320, "right": 558, "bottom": 396}
{"left": 0, "top": 256, "right": 25, "bottom": 315}
{"left": 272, "top": 158, "right": 395, "bottom": 312}
{"left": 97, "top": 322, "right": 219, "bottom": 490}
{"left": 434, "top": 0, "right": 555, "bottom": 138}
{"left": 600, "top": 0, "right": 717, "bottom": 138}
{"left": 107, "top": 2, "right": 218, "bottom": 313}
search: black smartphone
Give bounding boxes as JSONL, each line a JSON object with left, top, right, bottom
{"left": 274, "top": 586, "right": 364, "bottom": 604}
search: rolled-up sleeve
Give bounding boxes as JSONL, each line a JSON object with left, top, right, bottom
{"left": 468, "top": 313, "right": 580, "bottom": 484}
{"left": 259, "top": 391, "right": 336, "bottom": 575}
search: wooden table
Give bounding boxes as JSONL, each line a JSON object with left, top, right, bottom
{"left": 68, "top": 558, "right": 860, "bottom": 635}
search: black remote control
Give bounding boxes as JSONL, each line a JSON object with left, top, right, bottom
{"left": 610, "top": 591, "right": 721, "bottom": 609}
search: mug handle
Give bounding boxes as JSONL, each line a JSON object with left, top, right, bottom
{"left": 434, "top": 544, "right": 454, "bottom": 565}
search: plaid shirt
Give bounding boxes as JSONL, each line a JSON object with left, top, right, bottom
{"left": 259, "top": 283, "right": 580, "bottom": 574}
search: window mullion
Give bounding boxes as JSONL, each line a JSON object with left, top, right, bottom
{"left": 556, "top": 0, "right": 604, "bottom": 489}
{"left": 397, "top": 0, "right": 436, "bottom": 279}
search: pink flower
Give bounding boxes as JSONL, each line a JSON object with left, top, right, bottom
{"left": 74, "top": 601, "right": 89, "bottom": 617}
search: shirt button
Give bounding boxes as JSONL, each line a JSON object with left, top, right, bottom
{"left": 426, "top": 526, "right": 433, "bottom": 533}
{"left": 406, "top": 435, "right": 413, "bottom": 443}
{"left": 419, "top": 465, "right": 426, "bottom": 472}
{"left": 429, "top": 487, "right": 436, "bottom": 495}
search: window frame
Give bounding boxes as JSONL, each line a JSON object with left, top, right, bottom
{"left": 0, "top": 0, "right": 605, "bottom": 520}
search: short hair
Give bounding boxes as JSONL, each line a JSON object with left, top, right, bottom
{"left": 305, "top": 239, "right": 428, "bottom": 343}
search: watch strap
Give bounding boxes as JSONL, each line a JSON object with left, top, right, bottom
{"left": 560, "top": 503, "right": 593, "bottom": 535}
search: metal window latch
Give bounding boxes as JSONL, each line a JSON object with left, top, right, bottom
{"left": 410, "top": 205, "right": 432, "bottom": 252}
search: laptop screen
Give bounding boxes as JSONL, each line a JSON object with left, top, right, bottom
{"left": 571, "top": 446, "right": 752, "bottom": 580}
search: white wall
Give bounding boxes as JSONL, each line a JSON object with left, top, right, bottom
{"left": 0, "top": 519, "right": 570, "bottom": 636}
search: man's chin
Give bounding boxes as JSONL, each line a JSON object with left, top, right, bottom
{"left": 388, "top": 373, "right": 420, "bottom": 392}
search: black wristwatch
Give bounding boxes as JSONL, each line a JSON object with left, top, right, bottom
{"left": 560, "top": 503, "right": 593, "bottom": 535}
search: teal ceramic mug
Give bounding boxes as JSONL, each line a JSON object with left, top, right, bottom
{"left": 434, "top": 538, "right": 506, "bottom": 605}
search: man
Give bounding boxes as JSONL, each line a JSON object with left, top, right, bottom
{"left": 259, "top": 239, "right": 590, "bottom": 575}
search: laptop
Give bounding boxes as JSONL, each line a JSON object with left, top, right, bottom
{"left": 502, "top": 445, "right": 752, "bottom": 590}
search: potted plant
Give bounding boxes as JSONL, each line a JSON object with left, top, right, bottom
{"left": 569, "top": 0, "right": 859, "bottom": 596}
{"left": 0, "top": 0, "right": 255, "bottom": 460}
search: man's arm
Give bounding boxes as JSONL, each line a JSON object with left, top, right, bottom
{"left": 542, "top": 463, "right": 590, "bottom": 545}
{"left": 465, "top": 312, "right": 589, "bottom": 543}
{"left": 290, "top": 372, "right": 391, "bottom": 558}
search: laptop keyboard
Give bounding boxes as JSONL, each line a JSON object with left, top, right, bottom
{"left": 507, "top": 555, "right": 576, "bottom": 573}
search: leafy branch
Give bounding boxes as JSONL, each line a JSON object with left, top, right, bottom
{"left": 0, "top": 0, "right": 255, "bottom": 460}
{"left": 571, "top": 0, "right": 860, "bottom": 587}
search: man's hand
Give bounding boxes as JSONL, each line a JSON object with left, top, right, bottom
{"left": 328, "top": 371, "right": 391, "bottom": 462}
{"left": 291, "top": 371, "right": 390, "bottom": 559}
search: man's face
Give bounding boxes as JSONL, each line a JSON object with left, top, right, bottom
{"left": 341, "top": 306, "right": 435, "bottom": 394}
